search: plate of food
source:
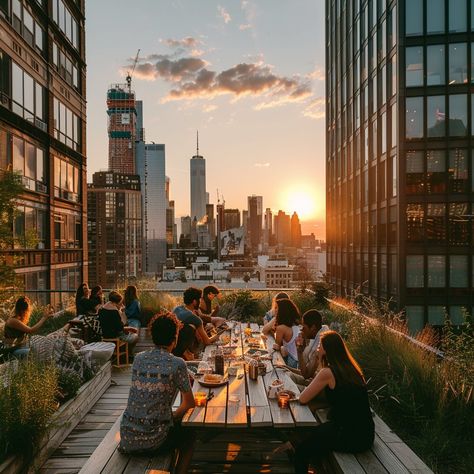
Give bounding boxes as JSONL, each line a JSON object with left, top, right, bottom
{"left": 246, "top": 337, "right": 261, "bottom": 345}
{"left": 198, "top": 373, "right": 229, "bottom": 388}
{"left": 245, "top": 348, "right": 268, "bottom": 356}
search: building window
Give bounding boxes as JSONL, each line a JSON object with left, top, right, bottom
{"left": 11, "top": 62, "right": 45, "bottom": 129}
{"left": 449, "top": 0, "right": 467, "bottom": 33}
{"left": 448, "top": 149, "right": 468, "bottom": 193}
{"left": 406, "top": 47, "right": 423, "bottom": 87}
{"left": 11, "top": 134, "right": 47, "bottom": 192}
{"left": 428, "top": 306, "right": 445, "bottom": 326}
{"left": 52, "top": 41, "right": 79, "bottom": 89}
{"left": 427, "top": 0, "right": 445, "bottom": 34}
{"left": 449, "top": 43, "right": 468, "bottom": 85}
{"left": 53, "top": 97, "right": 81, "bottom": 151}
{"left": 406, "top": 150, "right": 424, "bottom": 194}
{"left": 406, "top": 255, "right": 424, "bottom": 288}
{"left": 427, "top": 95, "right": 446, "bottom": 137}
{"left": 9, "top": 0, "right": 44, "bottom": 52}
{"left": 54, "top": 156, "right": 80, "bottom": 202}
{"left": 13, "top": 205, "right": 47, "bottom": 249}
{"left": 51, "top": 0, "right": 79, "bottom": 50}
{"left": 449, "top": 306, "right": 468, "bottom": 325}
{"left": 449, "top": 95, "right": 468, "bottom": 136}
{"left": 406, "top": 97, "right": 424, "bottom": 139}
{"left": 405, "top": 306, "right": 424, "bottom": 334}
{"left": 54, "top": 212, "right": 81, "bottom": 248}
{"left": 427, "top": 150, "right": 447, "bottom": 193}
{"left": 450, "top": 255, "right": 468, "bottom": 287}
{"left": 407, "top": 204, "right": 424, "bottom": 241}
{"left": 426, "top": 204, "right": 447, "bottom": 241}
{"left": 449, "top": 202, "right": 469, "bottom": 245}
{"left": 427, "top": 255, "right": 446, "bottom": 287}
{"left": 427, "top": 45, "right": 445, "bottom": 86}
{"left": 390, "top": 154, "right": 397, "bottom": 197}
{"left": 406, "top": 0, "right": 423, "bottom": 36}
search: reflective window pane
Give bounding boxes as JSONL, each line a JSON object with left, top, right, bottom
{"left": 449, "top": 203, "right": 469, "bottom": 245}
{"left": 406, "top": 0, "right": 423, "bottom": 36}
{"left": 428, "top": 256, "right": 446, "bottom": 287}
{"left": 449, "top": 43, "right": 467, "bottom": 84}
{"left": 427, "top": 0, "right": 445, "bottom": 34}
{"left": 406, "top": 97, "right": 424, "bottom": 139}
{"left": 449, "top": 149, "right": 469, "bottom": 193}
{"left": 449, "top": 94, "right": 468, "bottom": 136}
{"left": 427, "top": 45, "right": 445, "bottom": 85}
{"left": 450, "top": 255, "right": 468, "bottom": 287}
{"left": 428, "top": 306, "right": 445, "bottom": 326}
{"left": 407, "top": 204, "right": 424, "bottom": 241}
{"left": 427, "top": 203, "right": 446, "bottom": 240}
{"left": 427, "top": 95, "right": 446, "bottom": 137}
{"left": 449, "top": 0, "right": 467, "bottom": 33}
{"left": 406, "top": 46, "right": 424, "bottom": 87}
{"left": 406, "top": 150, "right": 424, "bottom": 194}
{"left": 406, "top": 255, "right": 424, "bottom": 287}
{"left": 406, "top": 306, "right": 424, "bottom": 334}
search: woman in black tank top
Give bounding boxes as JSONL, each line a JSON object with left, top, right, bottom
{"left": 291, "top": 331, "right": 374, "bottom": 473}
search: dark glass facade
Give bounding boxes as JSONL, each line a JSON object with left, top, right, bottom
{"left": 326, "top": 0, "right": 473, "bottom": 333}
{"left": 0, "top": 0, "right": 86, "bottom": 307}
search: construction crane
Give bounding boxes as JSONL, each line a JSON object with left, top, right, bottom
{"left": 126, "top": 49, "right": 140, "bottom": 93}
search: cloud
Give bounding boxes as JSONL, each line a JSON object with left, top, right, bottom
{"left": 254, "top": 162, "right": 270, "bottom": 168}
{"left": 162, "top": 37, "right": 201, "bottom": 49}
{"left": 303, "top": 97, "right": 325, "bottom": 120}
{"left": 307, "top": 68, "right": 325, "bottom": 81}
{"left": 218, "top": 5, "right": 231, "bottom": 24}
{"left": 202, "top": 104, "right": 218, "bottom": 113}
{"left": 239, "top": 23, "right": 251, "bottom": 30}
{"left": 134, "top": 57, "right": 209, "bottom": 82}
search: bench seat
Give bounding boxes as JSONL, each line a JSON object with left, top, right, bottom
{"left": 315, "top": 409, "right": 434, "bottom": 474}
{"left": 78, "top": 416, "right": 174, "bottom": 474}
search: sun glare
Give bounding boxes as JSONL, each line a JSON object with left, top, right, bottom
{"left": 286, "top": 190, "right": 317, "bottom": 220}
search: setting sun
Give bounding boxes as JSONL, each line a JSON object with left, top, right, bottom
{"left": 284, "top": 189, "right": 317, "bottom": 220}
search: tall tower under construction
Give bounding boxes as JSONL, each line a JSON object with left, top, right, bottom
{"left": 107, "top": 84, "right": 137, "bottom": 174}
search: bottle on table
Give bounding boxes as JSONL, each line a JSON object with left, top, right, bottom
{"left": 215, "top": 346, "right": 224, "bottom": 375}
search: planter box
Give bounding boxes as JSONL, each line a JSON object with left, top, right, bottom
{"left": 0, "top": 361, "right": 112, "bottom": 474}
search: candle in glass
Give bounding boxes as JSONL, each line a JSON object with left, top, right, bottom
{"left": 277, "top": 392, "right": 290, "bottom": 408}
{"left": 194, "top": 392, "right": 207, "bottom": 407}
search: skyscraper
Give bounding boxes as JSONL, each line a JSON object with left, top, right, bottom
{"left": 264, "top": 208, "right": 273, "bottom": 246}
{"left": 248, "top": 195, "right": 263, "bottom": 251}
{"left": 326, "top": 0, "right": 474, "bottom": 333}
{"left": 0, "top": 0, "right": 87, "bottom": 306}
{"left": 291, "top": 212, "right": 302, "bottom": 248}
{"left": 88, "top": 172, "right": 142, "bottom": 287}
{"left": 190, "top": 134, "right": 206, "bottom": 221}
{"left": 224, "top": 209, "right": 241, "bottom": 230}
{"left": 107, "top": 84, "right": 137, "bottom": 174}
{"left": 274, "top": 211, "right": 291, "bottom": 246}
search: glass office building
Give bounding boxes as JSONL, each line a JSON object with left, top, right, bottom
{"left": 326, "top": 0, "right": 473, "bottom": 333}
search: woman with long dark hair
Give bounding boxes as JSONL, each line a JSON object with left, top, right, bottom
{"left": 124, "top": 285, "right": 141, "bottom": 328}
{"left": 291, "top": 331, "right": 374, "bottom": 473}
{"left": 272, "top": 298, "right": 301, "bottom": 368}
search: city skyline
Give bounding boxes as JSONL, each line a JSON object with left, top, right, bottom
{"left": 86, "top": 0, "right": 326, "bottom": 237}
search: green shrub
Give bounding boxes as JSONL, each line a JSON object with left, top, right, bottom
{"left": 219, "top": 290, "right": 270, "bottom": 323}
{"left": 57, "top": 368, "right": 82, "bottom": 402}
{"left": 0, "top": 359, "right": 58, "bottom": 462}
{"left": 327, "top": 300, "right": 474, "bottom": 474}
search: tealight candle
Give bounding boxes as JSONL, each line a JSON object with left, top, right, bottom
{"left": 194, "top": 392, "right": 207, "bottom": 407}
{"left": 277, "top": 392, "right": 290, "bottom": 408}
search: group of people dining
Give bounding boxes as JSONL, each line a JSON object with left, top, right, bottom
{"left": 2, "top": 286, "right": 374, "bottom": 473}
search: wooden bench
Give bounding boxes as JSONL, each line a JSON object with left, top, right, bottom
{"left": 315, "top": 409, "right": 434, "bottom": 474}
{"left": 78, "top": 415, "right": 175, "bottom": 474}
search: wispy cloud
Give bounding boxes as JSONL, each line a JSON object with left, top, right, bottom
{"left": 307, "top": 68, "right": 325, "bottom": 81}
{"left": 162, "top": 37, "right": 201, "bottom": 49}
{"left": 303, "top": 97, "right": 325, "bottom": 120}
{"left": 254, "top": 162, "right": 270, "bottom": 168}
{"left": 202, "top": 104, "right": 218, "bottom": 113}
{"left": 218, "top": 5, "right": 232, "bottom": 24}
{"left": 239, "top": 23, "right": 251, "bottom": 30}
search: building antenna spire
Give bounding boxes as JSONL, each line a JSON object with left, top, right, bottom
{"left": 196, "top": 130, "right": 199, "bottom": 156}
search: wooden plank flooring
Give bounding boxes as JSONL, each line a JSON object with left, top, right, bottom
{"left": 39, "top": 329, "right": 299, "bottom": 474}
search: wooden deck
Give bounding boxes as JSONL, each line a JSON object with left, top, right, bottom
{"left": 39, "top": 328, "right": 297, "bottom": 473}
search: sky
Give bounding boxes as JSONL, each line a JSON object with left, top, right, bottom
{"left": 86, "top": 0, "right": 326, "bottom": 238}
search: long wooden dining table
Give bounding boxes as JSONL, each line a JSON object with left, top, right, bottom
{"left": 173, "top": 321, "right": 318, "bottom": 430}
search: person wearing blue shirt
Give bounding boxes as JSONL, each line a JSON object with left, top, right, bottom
{"left": 124, "top": 285, "right": 141, "bottom": 329}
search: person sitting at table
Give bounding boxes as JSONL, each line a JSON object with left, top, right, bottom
{"left": 4, "top": 296, "right": 54, "bottom": 358}
{"left": 262, "top": 292, "right": 290, "bottom": 335}
{"left": 173, "top": 287, "right": 218, "bottom": 358}
{"left": 75, "top": 282, "right": 95, "bottom": 317}
{"left": 280, "top": 309, "right": 330, "bottom": 391}
{"left": 198, "top": 285, "right": 226, "bottom": 328}
{"left": 289, "top": 331, "right": 375, "bottom": 473}
{"left": 272, "top": 298, "right": 301, "bottom": 369}
{"left": 124, "top": 285, "right": 142, "bottom": 329}
{"left": 119, "top": 312, "right": 195, "bottom": 474}
{"left": 98, "top": 291, "right": 138, "bottom": 355}
{"left": 89, "top": 285, "right": 104, "bottom": 309}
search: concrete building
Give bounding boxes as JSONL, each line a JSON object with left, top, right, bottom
{"left": 264, "top": 208, "right": 273, "bottom": 246}
{"left": 291, "top": 212, "right": 302, "bottom": 248}
{"left": 107, "top": 84, "right": 136, "bottom": 174}
{"left": 326, "top": 0, "right": 474, "bottom": 333}
{"left": 190, "top": 140, "right": 206, "bottom": 221}
{"left": 224, "top": 208, "right": 241, "bottom": 230}
{"left": 0, "top": 0, "right": 87, "bottom": 306}
{"left": 257, "top": 255, "right": 295, "bottom": 288}
{"left": 248, "top": 195, "right": 263, "bottom": 252}
{"left": 87, "top": 172, "right": 142, "bottom": 288}
{"left": 274, "top": 210, "right": 291, "bottom": 246}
